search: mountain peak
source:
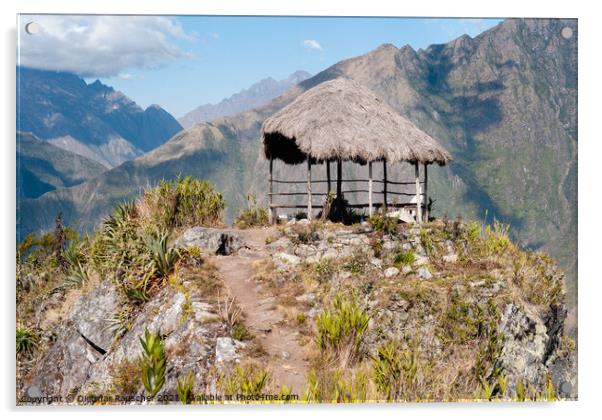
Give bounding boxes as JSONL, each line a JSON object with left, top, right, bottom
{"left": 178, "top": 70, "right": 312, "bottom": 128}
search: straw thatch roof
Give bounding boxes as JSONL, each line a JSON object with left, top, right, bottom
{"left": 260, "top": 78, "right": 451, "bottom": 165}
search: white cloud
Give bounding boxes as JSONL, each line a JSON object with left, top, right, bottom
{"left": 18, "top": 15, "right": 195, "bottom": 78}
{"left": 302, "top": 39, "right": 323, "bottom": 51}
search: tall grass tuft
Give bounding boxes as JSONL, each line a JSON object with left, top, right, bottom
{"left": 315, "top": 295, "right": 369, "bottom": 366}
{"left": 234, "top": 194, "right": 269, "bottom": 229}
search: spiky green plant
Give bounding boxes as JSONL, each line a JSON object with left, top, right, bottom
{"left": 64, "top": 261, "right": 90, "bottom": 288}
{"left": 315, "top": 295, "right": 369, "bottom": 365}
{"left": 372, "top": 341, "right": 419, "bottom": 401}
{"left": 221, "top": 365, "right": 269, "bottom": 396}
{"left": 16, "top": 326, "right": 38, "bottom": 358}
{"left": 394, "top": 251, "right": 416, "bottom": 266}
{"left": 177, "top": 371, "right": 195, "bottom": 404}
{"left": 144, "top": 229, "right": 180, "bottom": 277}
{"left": 139, "top": 328, "right": 166, "bottom": 397}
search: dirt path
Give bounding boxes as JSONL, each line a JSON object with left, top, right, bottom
{"left": 212, "top": 228, "right": 309, "bottom": 394}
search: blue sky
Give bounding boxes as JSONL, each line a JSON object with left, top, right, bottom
{"left": 19, "top": 15, "right": 501, "bottom": 118}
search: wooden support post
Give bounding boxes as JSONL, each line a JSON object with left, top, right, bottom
{"left": 368, "top": 161, "right": 373, "bottom": 216}
{"left": 326, "top": 160, "right": 331, "bottom": 194}
{"left": 414, "top": 162, "right": 422, "bottom": 223}
{"left": 336, "top": 160, "right": 342, "bottom": 200}
{"left": 383, "top": 159, "right": 388, "bottom": 209}
{"left": 268, "top": 157, "right": 274, "bottom": 224}
{"left": 424, "top": 163, "right": 429, "bottom": 222}
{"left": 307, "top": 159, "right": 312, "bottom": 221}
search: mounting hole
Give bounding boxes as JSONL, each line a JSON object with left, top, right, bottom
{"left": 561, "top": 26, "right": 573, "bottom": 39}
{"left": 25, "top": 22, "right": 40, "bottom": 35}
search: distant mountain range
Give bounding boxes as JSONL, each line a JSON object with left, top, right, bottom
{"left": 178, "top": 70, "right": 311, "bottom": 128}
{"left": 17, "top": 19, "right": 577, "bottom": 324}
{"left": 17, "top": 67, "right": 183, "bottom": 168}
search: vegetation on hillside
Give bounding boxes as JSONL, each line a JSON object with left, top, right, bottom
{"left": 16, "top": 177, "right": 225, "bottom": 379}
{"left": 17, "top": 179, "right": 573, "bottom": 403}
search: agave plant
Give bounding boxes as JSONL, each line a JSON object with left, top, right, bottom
{"left": 16, "top": 326, "right": 38, "bottom": 359}
{"left": 64, "top": 261, "right": 90, "bottom": 288}
{"left": 139, "top": 328, "right": 166, "bottom": 397}
{"left": 144, "top": 229, "right": 180, "bottom": 277}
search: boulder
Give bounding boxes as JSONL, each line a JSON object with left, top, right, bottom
{"left": 417, "top": 266, "right": 433, "bottom": 279}
{"left": 275, "top": 252, "right": 301, "bottom": 267}
{"left": 496, "top": 304, "right": 549, "bottom": 393}
{"left": 215, "top": 337, "right": 246, "bottom": 364}
{"left": 384, "top": 267, "right": 400, "bottom": 278}
{"left": 175, "top": 227, "right": 245, "bottom": 255}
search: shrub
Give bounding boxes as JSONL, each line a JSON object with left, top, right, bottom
{"left": 315, "top": 295, "right": 369, "bottom": 366}
{"left": 139, "top": 329, "right": 166, "bottom": 397}
{"left": 313, "top": 258, "right": 337, "bottom": 280}
{"left": 483, "top": 220, "right": 512, "bottom": 256}
{"left": 231, "top": 322, "right": 255, "bottom": 341}
{"left": 344, "top": 250, "right": 368, "bottom": 275}
{"left": 369, "top": 212, "right": 398, "bottom": 235}
{"left": 16, "top": 326, "right": 38, "bottom": 358}
{"left": 394, "top": 251, "right": 416, "bottom": 266}
{"left": 142, "top": 176, "right": 225, "bottom": 229}
{"left": 234, "top": 194, "right": 269, "bottom": 228}
{"left": 110, "top": 359, "right": 141, "bottom": 396}
{"left": 368, "top": 210, "right": 399, "bottom": 235}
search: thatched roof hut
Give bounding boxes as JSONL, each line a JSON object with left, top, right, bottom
{"left": 261, "top": 78, "right": 451, "bottom": 165}
{"left": 259, "top": 78, "right": 452, "bottom": 224}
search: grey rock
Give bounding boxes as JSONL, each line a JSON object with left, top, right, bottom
{"left": 71, "top": 279, "right": 119, "bottom": 351}
{"left": 496, "top": 304, "right": 549, "bottom": 394}
{"left": 322, "top": 248, "right": 338, "bottom": 260}
{"left": 442, "top": 254, "right": 458, "bottom": 263}
{"left": 176, "top": 227, "right": 244, "bottom": 255}
{"left": 417, "top": 266, "right": 433, "bottom": 279}
{"left": 296, "top": 293, "right": 316, "bottom": 304}
{"left": 401, "top": 265, "right": 412, "bottom": 274}
{"left": 384, "top": 267, "right": 400, "bottom": 278}
{"left": 191, "top": 301, "right": 216, "bottom": 323}
{"left": 414, "top": 256, "right": 429, "bottom": 266}
{"left": 370, "top": 258, "right": 383, "bottom": 268}
{"left": 275, "top": 252, "right": 301, "bottom": 267}
{"left": 215, "top": 337, "right": 246, "bottom": 364}
{"left": 295, "top": 244, "right": 317, "bottom": 258}
{"left": 266, "top": 236, "right": 293, "bottom": 252}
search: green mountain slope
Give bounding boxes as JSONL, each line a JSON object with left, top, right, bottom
{"left": 18, "top": 19, "right": 577, "bottom": 322}
{"left": 16, "top": 131, "right": 107, "bottom": 199}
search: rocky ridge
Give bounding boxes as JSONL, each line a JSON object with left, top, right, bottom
{"left": 19, "top": 219, "right": 577, "bottom": 403}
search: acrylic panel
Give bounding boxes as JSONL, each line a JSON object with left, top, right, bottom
{"left": 16, "top": 15, "right": 577, "bottom": 405}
